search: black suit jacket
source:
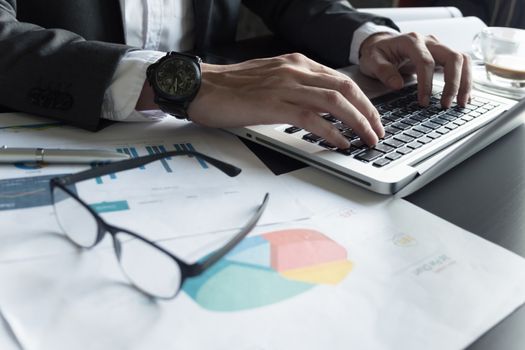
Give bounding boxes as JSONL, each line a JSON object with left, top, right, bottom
{"left": 0, "top": 0, "right": 396, "bottom": 130}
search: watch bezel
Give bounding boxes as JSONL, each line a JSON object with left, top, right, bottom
{"left": 148, "top": 53, "right": 202, "bottom": 103}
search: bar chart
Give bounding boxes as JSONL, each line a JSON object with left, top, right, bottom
{"left": 91, "top": 142, "right": 208, "bottom": 184}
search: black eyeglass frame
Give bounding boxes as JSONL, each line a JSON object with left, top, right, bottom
{"left": 49, "top": 150, "right": 269, "bottom": 299}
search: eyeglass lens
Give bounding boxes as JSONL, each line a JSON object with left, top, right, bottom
{"left": 114, "top": 231, "right": 183, "bottom": 298}
{"left": 53, "top": 185, "right": 183, "bottom": 298}
{"left": 53, "top": 186, "right": 99, "bottom": 248}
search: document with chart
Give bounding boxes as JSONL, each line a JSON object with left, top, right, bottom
{"left": 0, "top": 164, "right": 524, "bottom": 350}
{"left": 0, "top": 114, "right": 311, "bottom": 262}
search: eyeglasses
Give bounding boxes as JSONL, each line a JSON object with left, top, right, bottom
{"left": 49, "top": 150, "right": 269, "bottom": 299}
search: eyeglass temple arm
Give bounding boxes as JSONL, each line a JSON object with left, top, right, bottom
{"left": 58, "top": 150, "right": 241, "bottom": 184}
{"left": 187, "top": 193, "right": 270, "bottom": 276}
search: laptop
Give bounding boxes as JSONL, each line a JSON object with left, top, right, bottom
{"left": 228, "top": 66, "right": 525, "bottom": 196}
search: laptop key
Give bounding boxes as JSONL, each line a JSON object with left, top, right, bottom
{"left": 374, "top": 143, "right": 394, "bottom": 153}
{"left": 385, "top": 152, "right": 403, "bottom": 161}
{"left": 381, "top": 118, "right": 394, "bottom": 126}
{"left": 285, "top": 126, "right": 303, "bottom": 134}
{"left": 453, "top": 105, "right": 469, "bottom": 112}
{"left": 453, "top": 119, "right": 466, "bottom": 126}
{"left": 404, "top": 129, "right": 424, "bottom": 139}
{"left": 351, "top": 139, "right": 365, "bottom": 148}
{"left": 383, "top": 138, "right": 405, "bottom": 148}
{"left": 401, "top": 117, "right": 419, "bottom": 126}
{"left": 440, "top": 114, "right": 457, "bottom": 122}
{"left": 410, "top": 114, "right": 429, "bottom": 122}
{"left": 475, "top": 97, "right": 491, "bottom": 103}
{"left": 394, "top": 134, "right": 414, "bottom": 143}
{"left": 303, "top": 133, "right": 323, "bottom": 143}
{"left": 319, "top": 140, "right": 337, "bottom": 149}
{"left": 413, "top": 125, "right": 433, "bottom": 134}
{"left": 417, "top": 136, "right": 433, "bottom": 144}
{"left": 469, "top": 99, "right": 485, "bottom": 107}
{"left": 445, "top": 110, "right": 464, "bottom": 117}
{"left": 391, "top": 111, "right": 407, "bottom": 119}
{"left": 385, "top": 125, "right": 402, "bottom": 134}
{"left": 373, "top": 158, "right": 391, "bottom": 168}
{"left": 336, "top": 146, "right": 361, "bottom": 156}
{"left": 426, "top": 106, "right": 443, "bottom": 115}
{"left": 436, "top": 127, "right": 450, "bottom": 135}
{"left": 430, "top": 117, "right": 448, "bottom": 126}
{"left": 419, "top": 110, "right": 436, "bottom": 118}
{"left": 382, "top": 131, "right": 394, "bottom": 139}
{"left": 355, "top": 149, "right": 384, "bottom": 162}
{"left": 422, "top": 121, "right": 441, "bottom": 130}
{"left": 427, "top": 131, "right": 442, "bottom": 139}
{"left": 445, "top": 123, "right": 458, "bottom": 130}
{"left": 397, "top": 147, "right": 413, "bottom": 155}
{"left": 407, "top": 141, "right": 423, "bottom": 149}
{"left": 392, "top": 121, "right": 411, "bottom": 130}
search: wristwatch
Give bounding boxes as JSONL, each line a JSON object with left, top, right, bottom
{"left": 146, "top": 52, "right": 202, "bottom": 120}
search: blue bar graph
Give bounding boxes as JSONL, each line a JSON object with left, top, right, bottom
{"left": 173, "top": 143, "right": 208, "bottom": 169}
{"left": 147, "top": 145, "right": 172, "bottom": 173}
{"left": 129, "top": 147, "right": 145, "bottom": 169}
{"left": 93, "top": 143, "right": 208, "bottom": 185}
{"left": 184, "top": 143, "right": 209, "bottom": 169}
{"left": 158, "top": 145, "right": 170, "bottom": 157}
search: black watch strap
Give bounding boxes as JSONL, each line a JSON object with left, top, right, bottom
{"left": 155, "top": 98, "right": 191, "bottom": 120}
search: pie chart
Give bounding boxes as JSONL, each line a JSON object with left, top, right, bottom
{"left": 183, "top": 229, "right": 353, "bottom": 311}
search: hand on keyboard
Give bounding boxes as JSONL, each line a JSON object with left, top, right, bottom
{"left": 284, "top": 86, "right": 499, "bottom": 168}
{"left": 358, "top": 32, "right": 472, "bottom": 109}
{"left": 187, "top": 53, "right": 384, "bottom": 149}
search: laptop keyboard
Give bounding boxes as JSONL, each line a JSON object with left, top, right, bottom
{"left": 283, "top": 85, "right": 500, "bottom": 168}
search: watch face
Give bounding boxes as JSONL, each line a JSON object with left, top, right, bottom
{"left": 155, "top": 58, "right": 198, "bottom": 99}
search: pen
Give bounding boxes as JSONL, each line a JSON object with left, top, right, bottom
{"left": 0, "top": 146, "right": 131, "bottom": 164}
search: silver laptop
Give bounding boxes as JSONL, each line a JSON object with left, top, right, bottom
{"left": 229, "top": 66, "right": 524, "bottom": 195}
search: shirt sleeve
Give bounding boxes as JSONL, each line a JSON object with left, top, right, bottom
{"left": 349, "top": 22, "right": 400, "bottom": 65}
{"left": 101, "top": 50, "right": 167, "bottom": 122}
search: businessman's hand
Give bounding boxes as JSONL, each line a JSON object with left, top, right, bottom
{"left": 186, "top": 53, "right": 384, "bottom": 149}
{"left": 359, "top": 32, "right": 472, "bottom": 108}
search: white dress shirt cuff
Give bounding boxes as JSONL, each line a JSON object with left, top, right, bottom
{"left": 102, "top": 50, "right": 166, "bottom": 122}
{"left": 349, "top": 22, "right": 400, "bottom": 65}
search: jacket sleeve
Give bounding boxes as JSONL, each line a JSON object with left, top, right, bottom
{"left": 0, "top": 0, "right": 131, "bottom": 130}
{"left": 242, "top": 0, "right": 399, "bottom": 67}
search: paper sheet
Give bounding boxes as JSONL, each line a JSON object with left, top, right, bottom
{"left": 1, "top": 167, "right": 524, "bottom": 350}
{"left": 360, "top": 7, "right": 463, "bottom": 22}
{"left": 0, "top": 114, "right": 311, "bottom": 262}
{"left": 0, "top": 193, "right": 524, "bottom": 350}
{"left": 360, "top": 7, "right": 486, "bottom": 53}
{"left": 396, "top": 16, "right": 486, "bottom": 53}
{"left": 1, "top": 116, "right": 524, "bottom": 350}
{"left": 0, "top": 309, "right": 21, "bottom": 350}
